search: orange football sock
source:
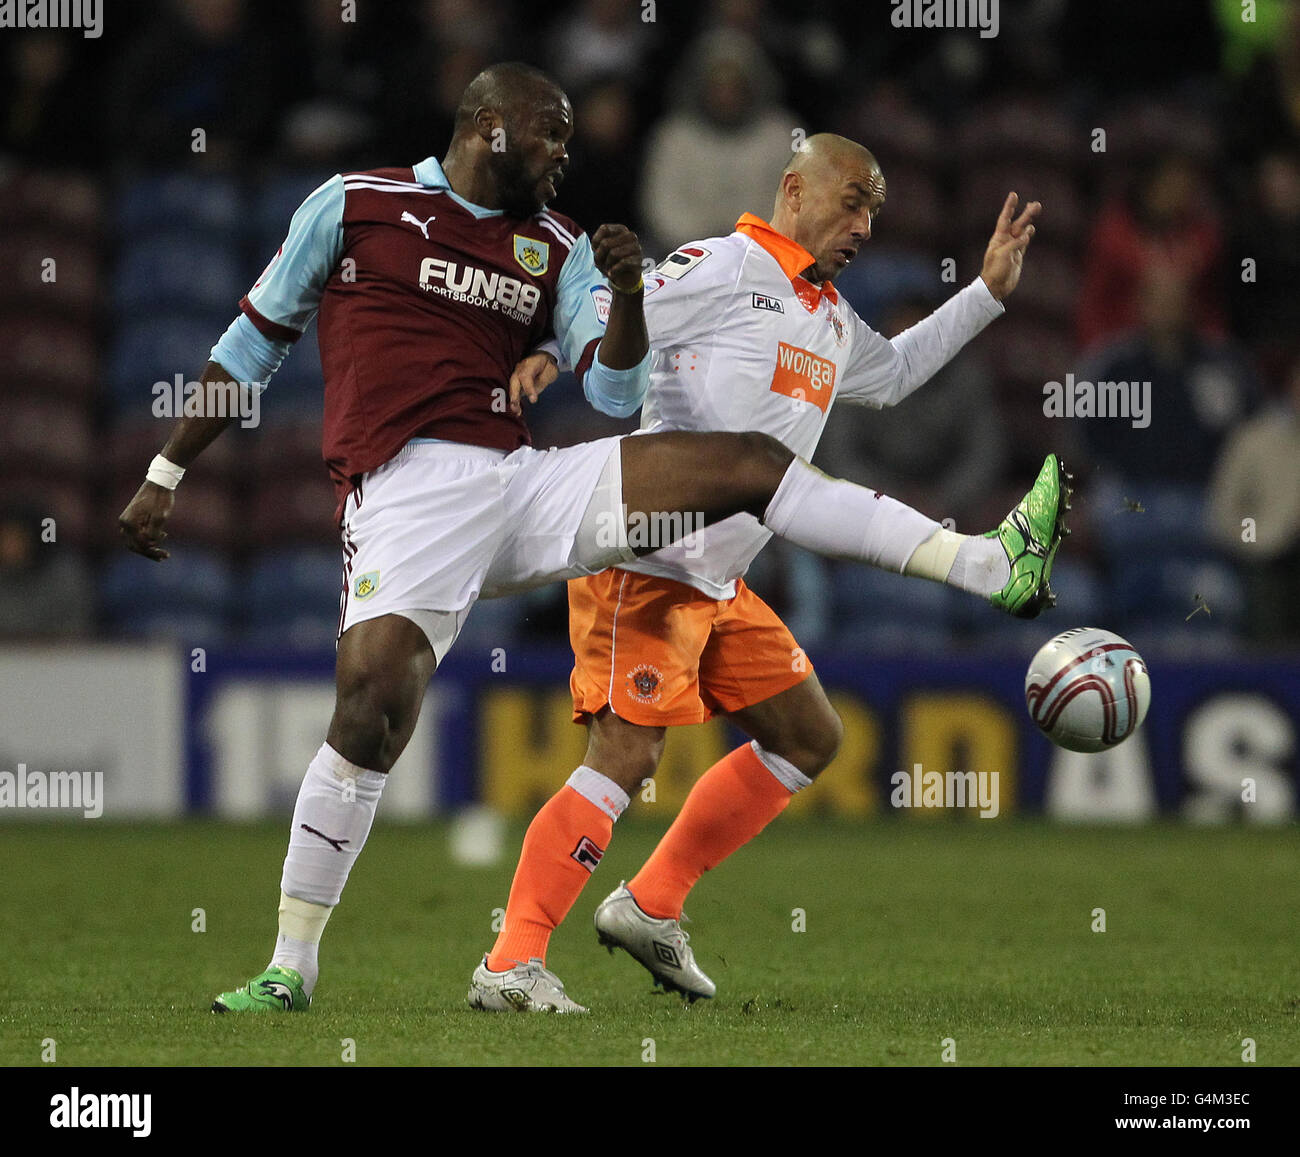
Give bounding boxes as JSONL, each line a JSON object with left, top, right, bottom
{"left": 486, "top": 784, "right": 613, "bottom": 972}
{"left": 629, "top": 743, "right": 794, "bottom": 920}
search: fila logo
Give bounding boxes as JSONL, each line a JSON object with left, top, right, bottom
{"left": 570, "top": 836, "right": 605, "bottom": 873}
{"left": 418, "top": 258, "right": 541, "bottom": 320}
{"left": 401, "top": 210, "right": 437, "bottom": 239}
{"left": 751, "top": 292, "right": 784, "bottom": 313}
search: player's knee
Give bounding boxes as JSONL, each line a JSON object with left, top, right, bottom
{"left": 807, "top": 709, "right": 844, "bottom": 776}
{"left": 784, "top": 707, "right": 843, "bottom": 779}
{"left": 735, "top": 431, "right": 794, "bottom": 477}
{"left": 331, "top": 669, "right": 415, "bottom": 772}
{"left": 727, "top": 432, "right": 794, "bottom": 512}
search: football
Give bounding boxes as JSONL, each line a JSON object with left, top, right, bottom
{"left": 1025, "top": 627, "right": 1151, "bottom": 752}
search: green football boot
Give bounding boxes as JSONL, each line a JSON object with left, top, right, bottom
{"left": 211, "top": 965, "right": 310, "bottom": 1014}
{"left": 987, "top": 453, "right": 1072, "bottom": 619}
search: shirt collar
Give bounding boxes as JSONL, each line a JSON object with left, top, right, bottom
{"left": 735, "top": 212, "right": 838, "bottom": 307}
{"left": 412, "top": 156, "right": 503, "bottom": 218}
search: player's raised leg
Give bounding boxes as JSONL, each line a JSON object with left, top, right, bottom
{"left": 212, "top": 614, "right": 435, "bottom": 1013}
{"left": 618, "top": 432, "right": 1071, "bottom": 617}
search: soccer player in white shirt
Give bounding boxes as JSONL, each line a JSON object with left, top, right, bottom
{"left": 472, "top": 133, "right": 1060, "bottom": 1010}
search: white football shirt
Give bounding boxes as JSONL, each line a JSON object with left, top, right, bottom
{"left": 622, "top": 213, "right": 1006, "bottom": 598}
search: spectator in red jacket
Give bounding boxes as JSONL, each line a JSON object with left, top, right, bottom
{"left": 1076, "top": 151, "right": 1226, "bottom": 353}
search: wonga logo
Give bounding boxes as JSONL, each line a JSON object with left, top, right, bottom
{"left": 769, "top": 342, "right": 836, "bottom": 412}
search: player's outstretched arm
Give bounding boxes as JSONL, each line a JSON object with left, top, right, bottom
{"left": 980, "top": 191, "right": 1041, "bottom": 302}
{"left": 117, "top": 359, "right": 240, "bottom": 562}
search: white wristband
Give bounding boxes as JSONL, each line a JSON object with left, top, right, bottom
{"left": 145, "top": 454, "right": 186, "bottom": 490}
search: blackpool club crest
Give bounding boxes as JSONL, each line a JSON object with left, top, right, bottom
{"left": 830, "top": 307, "right": 847, "bottom": 346}
{"left": 513, "top": 235, "right": 549, "bottom": 276}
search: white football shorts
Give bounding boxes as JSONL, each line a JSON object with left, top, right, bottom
{"left": 337, "top": 437, "right": 635, "bottom": 662}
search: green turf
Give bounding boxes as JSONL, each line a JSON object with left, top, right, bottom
{"left": 0, "top": 819, "right": 1296, "bottom": 1066}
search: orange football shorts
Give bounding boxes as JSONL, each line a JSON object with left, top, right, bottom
{"left": 568, "top": 569, "right": 812, "bottom": 726}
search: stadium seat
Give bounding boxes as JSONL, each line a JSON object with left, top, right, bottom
{"left": 448, "top": 595, "right": 524, "bottom": 658}
{"left": 838, "top": 85, "right": 944, "bottom": 170}
{"left": 0, "top": 229, "right": 102, "bottom": 320}
{"left": 833, "top": 249, "right": 945, "bottom": 329}
{"left": 955, "top": 98, "right": 1081, "bottom": 168}
{"left": 0, "top": 167, "right": 102, "bottom": 232}
{"left": 859, "top": 163, "right": 947, "bottom": 249}
{"left": 836, "top": 618, "right": 955, "bottom": 654}
{"left": 250, "top": 420, "right": 325, "bottom": 484}
{"left": 1104, "top": 99, "right": 1221, "bottom": 166}
{"left": 984, "top": 315, "right": 1075, "bottom": 392}
{"left": 108, "top": 418, "right": 242, "bottom": 487}
{"left": 0, "top": 396, "right": 93, "bottom": 482}
{"left": 107, "top": 314, "right": 232, "bottom": 413}
{"left": 966, "top": 242, "right": 1078, "bottom": 326}
{"left": 0, "top": 479, "right": 95, "bottom": 549}
{"left": 956, "top": 609, "right": 1047, "bottom": 655}
{"left": 252, "top": 170, "right": 336, "bottom": 256}
{"left": 114, "top": 233, "right": 246, "bottom": 317}
{"left": 831, "top": 561, "right": 957, "bottom": 632}
{"left": 116, "top": 173, "right": 243, "bottom": 240}
{"left": 102, "top": 473, "right": 239, "bottom": 554}
{"left": 0, "top": 312, "right": 99, "bottom": 402}
{"left": 260, "top": 319, "right": 325, "bottom": 418}
{"left": 1110, "top": 553, "right": 1245, "bottom": 634}
{"left": 247, "top": 473, "right": 340, "bottom": 548}
{"left": 100, "top": 547, "right": 235, "bottom": 636}
{"left": 963, "top": 164, "right": 1086, "bottom": 249}
{"left": 1090, "top": 478, "right": 1209, "bottom": 560}
{"left": 242, "top": 547, "right": 343, "bottom": 648}
{"left": 108, "top": 607, "right": 234, "bottom": 645}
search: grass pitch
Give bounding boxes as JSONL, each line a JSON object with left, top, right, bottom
{"left": 1, "top": 819, "right": 1296, "bottom": 1067}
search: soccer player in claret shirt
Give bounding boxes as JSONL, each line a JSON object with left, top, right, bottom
{"left": 118, "top": 65, "right": 1066, "bottom": 1015}
{"left": 474, "top": 135, "right": 1067, "bottom": 1011}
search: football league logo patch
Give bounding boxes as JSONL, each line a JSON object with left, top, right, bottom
{"left": 513, "top": 235, "right": 549, "bottom": 276}
{"left": 657, "top": 246, "right": 710, "bottom": 280}
{"left": 353, "top": 571, "right": 380, "bottom": 600}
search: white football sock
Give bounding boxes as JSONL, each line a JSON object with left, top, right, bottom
{"left": 902, "top": 526, "right": 1011, "bottom": 596}
{"left": 762, "top": 458, "right": 940, "bottom": 572}
{"left": 272, "top": 743, "right": 386, "bottom": 994}
{"left": 270, "top": 893, "right": 332, "bottom": 995}
{"left": 946, "top": 534, "right": 1011, "bottom": 596}
{"left": 763, "top": 460, "right": 1012, "bottom": 597}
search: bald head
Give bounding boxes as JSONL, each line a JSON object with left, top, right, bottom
{"left": 783, "top": 134, "right": 880, "bottom": 185}
{"left": 771, "top": 133, "right": 886, "bottom": 283}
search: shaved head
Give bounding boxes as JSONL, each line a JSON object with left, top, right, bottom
{"left": 783, "top": 133, "right": 882, "bottom": 193}
{"left": 771, "top": 133, "right": 886, "bottom": 283}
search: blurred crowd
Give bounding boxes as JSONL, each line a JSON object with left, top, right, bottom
{"left": 1, "top": 0, "right": 1297, "bottom": 653}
